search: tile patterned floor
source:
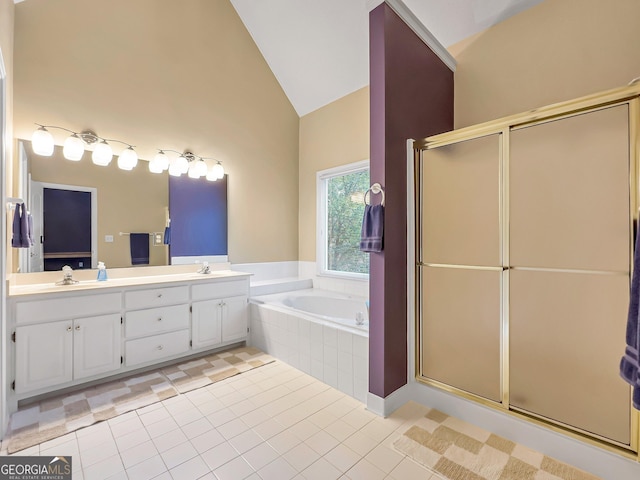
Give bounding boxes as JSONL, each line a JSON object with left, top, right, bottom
{"left": 0, "top": 360, "right": 439, "bottom": 480}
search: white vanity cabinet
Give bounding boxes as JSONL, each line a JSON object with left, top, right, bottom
{"left": 124, "top": 286, "right": 191, "bottom": 367}
{"left": 13, "top": 292, "right": 122, "bottom": 395}
{"left": 191, "top": 279, "right": 249, "bottom": 349}
{"left": 8, "top": 271, "right": 251, "bottom": 404}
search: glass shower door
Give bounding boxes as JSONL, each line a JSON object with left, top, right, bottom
{"left": 509, "top": 105, "right": 632, "bottom": 445}
{"left": 419, "top": 133, "right": 503, "bottom": 403}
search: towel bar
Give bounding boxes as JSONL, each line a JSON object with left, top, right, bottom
{"left": 6, "top": 197, "right": 25, "bottom": 210}
{"left": 364, "top": 183, "right": 385, "bottom": 206}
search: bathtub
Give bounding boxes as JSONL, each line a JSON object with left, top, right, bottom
{"left": 249, "top": 289, "right": 369, "bottom": 402}
{"left": 280, "top": 292, "right": 369, "bottom": 331}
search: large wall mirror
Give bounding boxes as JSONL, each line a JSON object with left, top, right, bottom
{"left": 12, "top": 140, "right": 228, "bottom": 273}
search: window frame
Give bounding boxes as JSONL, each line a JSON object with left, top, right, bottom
{"left": 316, "top": 159, "right": 370, "bottom": 280}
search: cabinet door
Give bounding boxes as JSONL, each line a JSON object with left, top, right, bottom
{"left": 221, "top": 296, "right": 248, "bottom": 343}
{"left": 15, "top": 321, "right": 73, "bottom": 394}
{"left": 192, "top": 299, "right": 222, "bottom": 349}
{"left": 74, "top": 314, "right": 122, "bottom": 380}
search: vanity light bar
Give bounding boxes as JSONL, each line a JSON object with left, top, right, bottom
{"left": 155, "top": 150, "right": 224, "bottom": 181}
{"left": 32, "top": 124, "right": 134, "bottom": 169}
{"left": 30, "top": 124, "right": 225, "bottom": 180}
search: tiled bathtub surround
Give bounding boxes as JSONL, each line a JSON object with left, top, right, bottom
{"left": 249, "top": 302, "right": 369, "bottom": 403}
{"left": 232, "top": 261, "right": 300, "bottom": 283}
{"left": 298, "top": 261, "right": 369, "bottom": 298}
{"left": 235, "top": 261, "right": 370, "bottom": 404}
{"left": 232, "top": 261, "right": 370, "bottom": 298}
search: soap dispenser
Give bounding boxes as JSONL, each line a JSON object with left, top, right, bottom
{"left": 97, "top": 261, "right": 108, "bottom": 281}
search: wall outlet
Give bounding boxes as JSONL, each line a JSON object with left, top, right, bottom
{"left": 105, "top": 235, "right": 114, "bottom": 243}
{"left": 153, "top": 232, "right": 163, "bottom": 246}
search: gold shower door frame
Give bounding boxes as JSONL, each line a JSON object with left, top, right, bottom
{"left": 414, "top": 83, "right": 640, "bottom": 458}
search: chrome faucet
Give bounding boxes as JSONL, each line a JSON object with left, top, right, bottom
{"left": 197, "top": 261, "right": 211, "bottom": 274}
{"left": 56, "top": 265, "right": 79, "bottom": 285}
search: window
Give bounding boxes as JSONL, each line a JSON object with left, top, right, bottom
{"left": 317, "top": 160, "right": 370, "bottom": 278}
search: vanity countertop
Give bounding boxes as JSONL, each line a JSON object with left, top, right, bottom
{"left": 9, "top": 269, "right": 251, "bottom": 297}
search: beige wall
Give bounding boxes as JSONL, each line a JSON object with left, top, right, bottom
{"left": 0, "top": 0, "right": 14, "bottom": 190}
{"left": 298, "top": 87, "right": 370, "bottom": 262}
{"left": 29, "top": 145, "right": 168, "bottom": 268}
{"left": 0, "top": 0, "right": 15, "bottom": 274}
{"left": 449, "top": 0, "right": 640, "bottom": 128}
{"left": 12, "top": 0, "right": 299, "bottom": 264}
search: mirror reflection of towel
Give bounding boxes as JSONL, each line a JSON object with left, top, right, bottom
{"left": 27, "top": 212, "right": 34, "bottom": 246}
{"left": 11, "top": 203, "right": 31, "bottom": 248}
{"left": 130, "top": 233, "right": 150, "bottom": 265}
{"left": 11, "top": 204, "right": 22, "bottom": 248}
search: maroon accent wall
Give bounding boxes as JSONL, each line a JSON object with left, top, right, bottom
{"left": 369, "top": 4, "right": 454, "bottom": 398}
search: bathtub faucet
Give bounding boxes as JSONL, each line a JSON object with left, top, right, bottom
{"left": 356, "top": 312, "right": 365, "bottom": 326}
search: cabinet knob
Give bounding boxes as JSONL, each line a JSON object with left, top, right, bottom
{"left": 67, "top": 326, "right": 72, "bottom": 332}
{"left": 157, "top": 293, "right": 163, "bottom": 298}
{"left": 157, "top": 317, "right": 162, "bottom": 322}
{"left": 75, "top": 325, "right": 81, "bottom": 331}
{"left": 157, "top": 345, "right": 164, "bottom": 350}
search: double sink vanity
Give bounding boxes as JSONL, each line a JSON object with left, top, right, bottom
{"left": 6, "top": 264, "right": 251, "bottom": 412}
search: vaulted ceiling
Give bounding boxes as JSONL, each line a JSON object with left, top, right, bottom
{"left": 230, "top": 0, "right": 545, "bottom": 116}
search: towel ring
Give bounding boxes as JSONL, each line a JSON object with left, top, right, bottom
{"left": 364, "top": 183, "right": 385, "bottom": 206}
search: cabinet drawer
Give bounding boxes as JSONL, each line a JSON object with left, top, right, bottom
{"left": 15, "top": 292, "right": 122, "bottom": 325}
{"left": 191, "top": 280, "right": 248, "bottom": 301}
{"left": 125, "top": 286, "right": 189, "bottom": 310}
{"left": 125, "top": 329, "right": 190, "bottom": 367}
{"left": 125, "top": 304, "right": 190, "bottom": 338}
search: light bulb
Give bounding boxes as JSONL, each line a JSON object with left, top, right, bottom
{"left": 92, "top": 140, "right": 113, "bottom": 166}
{"left": 175, "top": 155, "right": 189, "bottom": 174}
{"left": 195, "top": 159, "right": 208, "bottom": 177}
{"left": 148, "top": 158, "right": 164, "bottom": 173}
{"left": 32, "top": 127, "right": 54, "bottom": 156}
{"left": 153, "top": 151, "right": 169, "bottom": 171}
{"left": 212, "top": 161, "right": 224, "bottom": 179}
{"left": 63, "top": 134, "right": 85, "bottom": 161}
{"left": 168, "top": 162, "right": 182, "bottom": 176}
{"left": 188, "top": 161, "right": 201, "bottom": 178}
{"left": 206, "top": 169, "right": 218, "bottom": 181}
{"left": 117, "top": 147, "right": 138, "bottom": 171}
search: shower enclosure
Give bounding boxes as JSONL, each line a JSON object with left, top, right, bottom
{"left": 414, "top": 84, "right": 640, "bottom": 456}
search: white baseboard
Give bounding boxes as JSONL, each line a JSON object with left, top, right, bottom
{"left": 366, "top": 383, "right": 412, "bottom": 417}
